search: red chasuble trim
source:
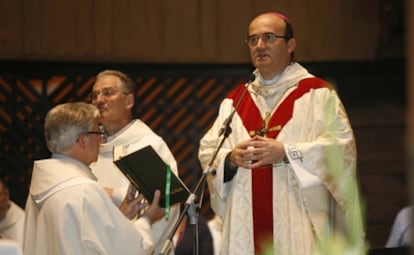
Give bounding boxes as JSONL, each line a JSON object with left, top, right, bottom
{"left": 227, "top": 77, "right": 331, "bottom": 253}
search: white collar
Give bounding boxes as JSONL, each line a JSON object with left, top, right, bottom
{"left": 260, "top": 73, "right": 282, "bottom": 85}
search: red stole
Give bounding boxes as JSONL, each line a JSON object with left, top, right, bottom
{"left": 226, "top": 77, "right": 331, "bottom": 253}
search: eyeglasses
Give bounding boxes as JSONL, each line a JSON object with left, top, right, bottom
{"left": 245, "top": 33, "right": 289, "bottom": 47}
{"left": 85, "top": 131, "right": 105, "bottom": 138}
{"left": 89, "top": 88, "right": 129, "bottom": 103}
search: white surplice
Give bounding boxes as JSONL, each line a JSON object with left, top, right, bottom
{"left": 0, "top": 201, "right": 24, "bottom": 248}
{"left": 90, "top": 119, "right": 180, "bottom": 255}
{"left": 199, "top": 63, "right": 361, "bottom": 255}
{"left": 23, "top": 156, "right": 154, "bottom": 255}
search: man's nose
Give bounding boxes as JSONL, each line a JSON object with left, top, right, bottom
{"left": 256, "top": 37, "right": 266, "bottom": 47}
{"left": 92, "top": 92, "right": 105, "bottom": 104}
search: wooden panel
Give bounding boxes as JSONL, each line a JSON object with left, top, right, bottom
{"left": 0, "top": 1, "right": 395, "bottom": 64}
{"left": 164, "top": 0, "right": 200, "bottom": 62}
{"left": 348, "top": 105, "right": 405, "bottom": 127}
{"left": 355, "top": 127, "right": 405, "bottom": 161}
{"left": 111, "top": 0, "right": 149, "bottom": 59}
{"left": 339, "top": 1, "right": 379, "bottom": 59}
{"left": 22, "top": 0, "right": 96, "bottom": 59}
{"left": 358, "top": 160, "right": 406, "bottom": 175}
{"left": 0, "top": 0, "right": 24, "bottom": 57}
{"left": 258, "top": 0, "right": 290, "bottom": 14}
{"left": 90, "top": 0, "right": 112, "bottom": 58}
{"left": 200, "top": 0, "right": 219, "bottom": 61}
{"left": 146, "top": 0, "right": 166, "bottom": 61}
{"left": 76, "top": 0, "right": 94, "bottom": 57}
{"left": 23, "top": 0, "right": 45, "bottom": 57}
{"left": 366, "top": 224, "right": 394, "bottom": 248}
{"left": 302, "top": 1, "right": 379, "bottom": 61}
{"left": 360, "top": 174, "right": 407, "bottom": 198}
{"left": 218, "top": 0, "right": 251, "bottom": 62}
{"left": 41, "top": 0, "right": 80, "bottom": 56}
{"left": 364, "top": 203, "right": 407, "bottom": 247}
{"left": 284, "top": 0, "right": 312, "bottom": 59}
{"left": 307, "top": 0, "right": 335, "bottom": 59}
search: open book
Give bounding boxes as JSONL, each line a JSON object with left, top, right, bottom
{"left": 113, "top": 145, "right": 190, "bottom": 208}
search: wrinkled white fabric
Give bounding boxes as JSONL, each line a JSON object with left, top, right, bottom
{"left": 23, "top": 157, "right": 154, "bottom": 255}
{"left": 0, "top": 201, "right": 24, "bottom": 248}
{"left": 386, "top": 205, "right": 412, "bottom": 247}
{"left": 91, "top": 119, "right": 179, "bottom": 255}
{"left": 199, "top": 63, "right": 358, "bottom": 255}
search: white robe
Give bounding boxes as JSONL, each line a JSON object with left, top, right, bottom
{"left": 23, "top": 156, "right": 154, "bottom": 255}
{"left": 0, "top": 201, "right": 24, "bottom": 248}
{"left": 90, "top": 119, "right": 180, "bottom": 255}
{"left": 386, "top": 205, "right": 412, "bottom": 247}
{"left": 199, "top": 63, "right": 361, "bottom": 255}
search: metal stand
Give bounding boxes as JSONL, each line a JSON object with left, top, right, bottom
{"left": 159, "top": 77, "right": 253, "bottom": 255}
{"left": 159, "top": 169, "right": 212, "bottom": 255}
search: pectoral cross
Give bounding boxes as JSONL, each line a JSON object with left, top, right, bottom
{"left": 249, "top": 112, "right": 281, "bottom": 137}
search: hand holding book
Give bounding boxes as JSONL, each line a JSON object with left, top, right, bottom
{"left": 113, "top": 145, "right": 190, "bottom": 209}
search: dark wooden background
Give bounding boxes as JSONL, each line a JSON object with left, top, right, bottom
{"left": 0, "top": 0, "right": 407, "bottom": 249}
{"left": 0, "top": 0, "right": 389, "bottom": 62}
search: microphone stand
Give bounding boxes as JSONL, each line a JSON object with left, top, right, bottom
{"left": 159, "top": 171, "right": 212, "bottom": 255}
{"left": 159, "top": 74, "right": 255, "bottom": 255}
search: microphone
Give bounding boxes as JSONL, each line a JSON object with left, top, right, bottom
{"left": 159, "top": 74, "right": 255, "bottom": 255}
{"left": 218, "top": 73, "right": 255, "bottom": 137}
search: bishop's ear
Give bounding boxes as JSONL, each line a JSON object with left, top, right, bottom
{"left": 287, "top": 38, "right": 296, "bottom": 53}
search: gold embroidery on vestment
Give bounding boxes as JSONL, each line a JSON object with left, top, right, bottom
{"left": 249, "top": 112, "right": 281, "bottom": 137}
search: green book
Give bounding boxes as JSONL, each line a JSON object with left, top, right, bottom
{"left": 113, "top": 145, "right": 190, "bottom": 208}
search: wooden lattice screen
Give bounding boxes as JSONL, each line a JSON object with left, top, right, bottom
{"left": 0, "top": 61, "right": 253, "bottom": 217}
{"left": 0, "top": 59, "right": 409, "bottom": 246}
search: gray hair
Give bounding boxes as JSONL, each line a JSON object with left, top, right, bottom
{"left": 44, "top": 102, "right": 99, "bottom": 153}
{"left": 95, "top": 69, "right": 135, "bottom": 94}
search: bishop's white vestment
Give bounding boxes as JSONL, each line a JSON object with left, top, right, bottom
{"left": 199, "top": 63, "right": 362, "bottom": 255}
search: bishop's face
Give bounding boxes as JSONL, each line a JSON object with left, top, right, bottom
{"left": 247, "top": 14, "right": 295, "bottom": 79}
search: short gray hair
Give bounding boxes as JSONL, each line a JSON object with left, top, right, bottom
{"left": 95, "top": 69, "right": 135, "bottom": 94}
{"left": 44, "top": 102, "right": 99, "bottom": 153}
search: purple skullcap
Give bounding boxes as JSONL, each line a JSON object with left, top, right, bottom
{"left": 272, "top": 12, "right": 291, "bottom": 22}
{"left": 270, "top": 12, "right": 294, "bottom": 38}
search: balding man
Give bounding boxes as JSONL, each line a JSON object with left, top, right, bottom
{"left": 199, "top": 12, "right": 363, "bottom": 255}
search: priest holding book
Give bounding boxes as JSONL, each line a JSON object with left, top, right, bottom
{"left": 89, "top": 69, "right": 180, "bottom": 255}
{"left": 23, "top": 102, "right": 164, "bottom": 255}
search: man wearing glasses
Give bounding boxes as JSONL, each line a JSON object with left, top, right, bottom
{"left": 198, "top": 12, "right": 363, "bottom": 255}
{"left": 89, "top": 70, "right": 179, "bottom": 255}
{"left": 23, "top": 102, "right": 164, "bottom": 255}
